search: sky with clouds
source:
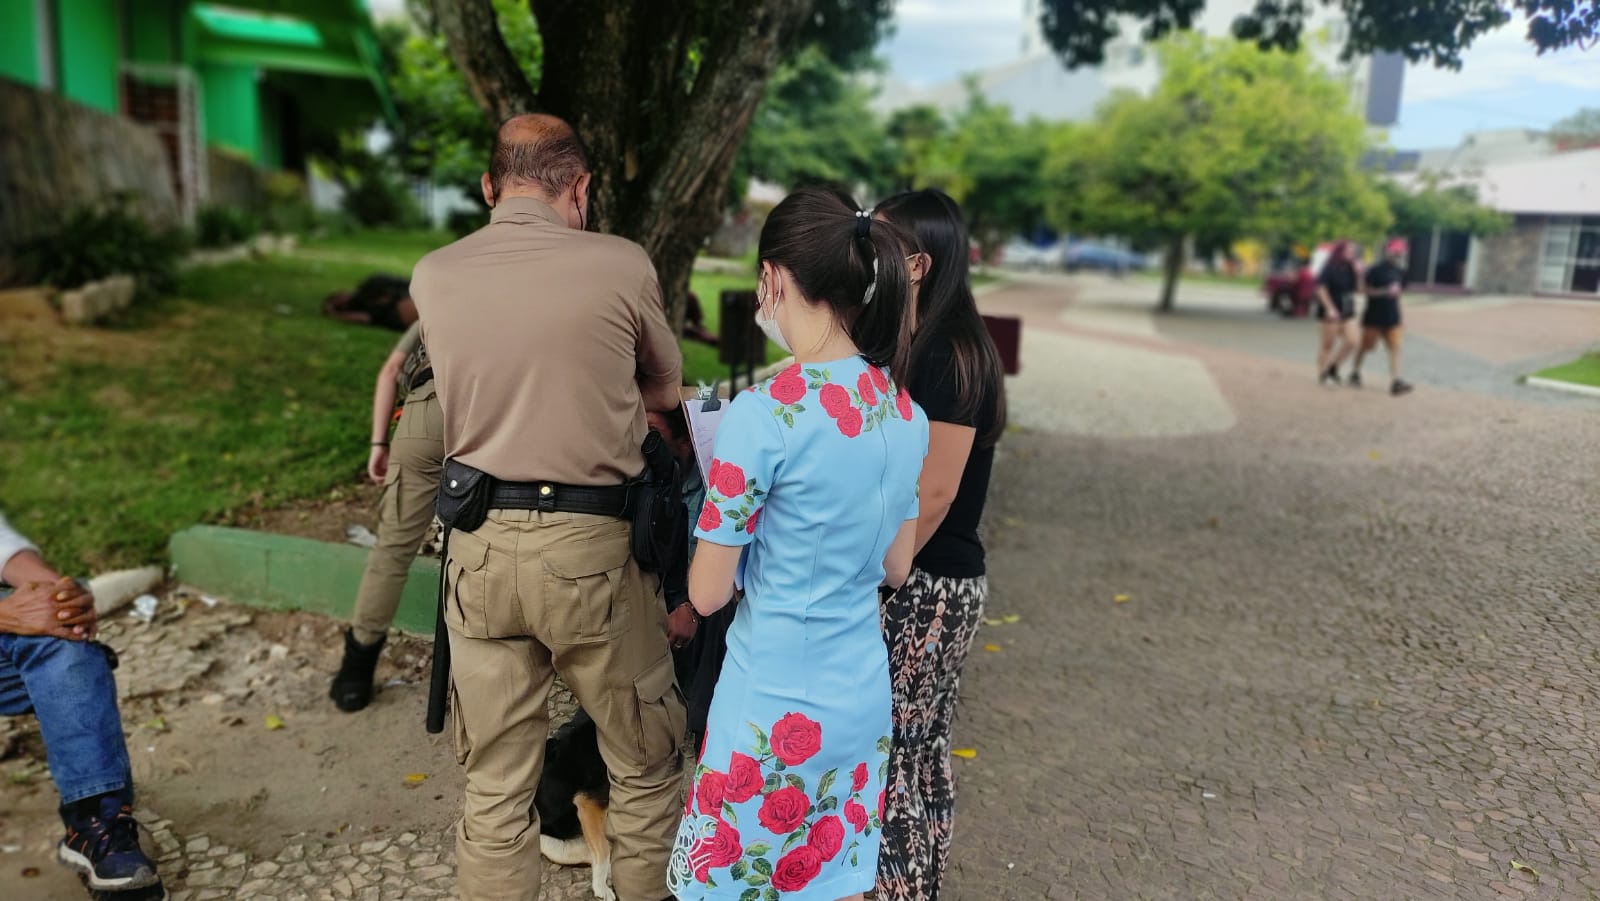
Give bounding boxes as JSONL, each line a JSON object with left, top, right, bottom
{"left": 368, "top": 0, "right": 1597, "bottom": 150}
{"left": 879, "top": 0, "right": 1599, "bottom": 149}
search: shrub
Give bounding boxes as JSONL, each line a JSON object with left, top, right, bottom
{"left": 342, "top": 167, "right": 425, "bottom": 229}
{"left": 261, "top": 170, "right": 319, "bottom": 235}
{"left": 445, "top": 207, "right": 486, "bottom": 238}
{"left": 194, "top": 205, "right": 260, "bottom": 248}
{"left": 21, "top": 196, "right": 189, "bottom": 296}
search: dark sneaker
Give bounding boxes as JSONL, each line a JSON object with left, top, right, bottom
{"left": 58, "top": 796, "right": 159, "bottom": 891}
{"left": 1320, "top": 365, "right": 1341, "bottom": 387}
{"left": 1391, "top": 379, "right": 1414, "bottom": 396}
{"left": 1348, "top": 371, "right": 1362, "bottom": 388}
{"left": 330, "top": 629, "right": 385, "bottom": 712}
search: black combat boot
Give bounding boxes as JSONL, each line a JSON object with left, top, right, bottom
{"left": 329, "top": 629, "right": 385, "bottom": 712}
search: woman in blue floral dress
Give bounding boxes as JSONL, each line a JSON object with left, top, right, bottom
{"left": 669, "top": 187, "right": 928, "bottom": 901}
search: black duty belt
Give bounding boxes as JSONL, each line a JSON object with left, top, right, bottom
{"left": 409, "top": 367, "right": 434, "bottom": 390}
{"left": 490, "top": 481, "right": 633, "bottom": 518}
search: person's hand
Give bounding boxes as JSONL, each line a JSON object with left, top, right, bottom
{"left": 666, "top": 605, "right": 699, "bottom": 649}
{"left": 2, "top": 578, "right": 96, "bottom": 640}
{"left": 367, "top": 445, "right": 390, "bottom": 484}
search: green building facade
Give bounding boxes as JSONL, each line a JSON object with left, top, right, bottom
{"left": 0, "top": 0, "right": 389, "bottom": 166}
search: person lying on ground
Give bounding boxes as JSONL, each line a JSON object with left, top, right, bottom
{"left": 322, "top": 274, "right": 417, "bottom": 331}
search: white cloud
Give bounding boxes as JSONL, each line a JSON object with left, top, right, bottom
{"left": 1403, "top": 25, "right": 1600, "bottom": 103}
{"left": 893, "top": 0, "right": 1023, "bottom": 27}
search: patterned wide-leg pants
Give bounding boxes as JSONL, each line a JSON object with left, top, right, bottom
{"left": 875, "top": 568, "right": 987, "bottom": 901}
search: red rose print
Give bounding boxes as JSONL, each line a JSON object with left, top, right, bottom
{"left": 713, "top": 461, "right": 747, "bottom": 499}
{"left": 856, "top": 370, "right": 879, "bottom": 406}
{"left": 696, "top": 771, "right": 727, "bottom": 817}
{"left": 807, "top": 814, "right": 844, "bottom": 861}
{"left": 757, "top": 786, "right": 809, "bottom": 835}
{"left": 895, "top": 388, "right": 913, "bottom": 421}
{"left": 819, "top": 383, "right": 852, "bottom": 417}
{"left": 744, "top": 507, "right": 761, "bottom": 535}
{"left": 771, "top": 845, "right": 823, "bottom": 892}
{"left": 705, "top": 820, "right": 743, "bottom": 869}
{"left": 770, "top": 366, "right": 806, "bottom": 404}
{"left": 845, "top": 798, "right": 868, "bottom": 832}
{"left": 836, "top": 407, "right": 863, "bottom": 438}
{"left": 868, "top": 365, "right": 889, "bottom": 395}
{"left": 851, "top": 762, "right": 869, "bottom": 793}
{"left": 769, "top": 712, "right": 823, "bottom": 766}
{"left": 697, "top": 499, "right": 721, "bottom": 532}
{"left": 724, "top": 752, "right": 764, "bottom": 804}
{"left": 708, "top": 458, "right": 722, "bottom": 485}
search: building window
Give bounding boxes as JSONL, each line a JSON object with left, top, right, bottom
{"left": 1540, "top": 217, "right": 1600, "bottom": 295}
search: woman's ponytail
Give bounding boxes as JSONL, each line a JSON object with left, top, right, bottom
{"left": 850, "top": 216, "right": 915, "bottom": 388}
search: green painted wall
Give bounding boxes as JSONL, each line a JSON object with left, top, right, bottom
{"left": 128, "top": 0, "right": 182, "bottom": 64}
{"left": 0, "top": 2, "right": 41, "bottom": 85}
{"left": 56, "top": 0, "right": 121, "bottom": 113}
{"left": 200, "top": 62, "right": 260, "bottom": 160}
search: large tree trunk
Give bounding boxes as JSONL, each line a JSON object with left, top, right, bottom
{"left": 1158, "top": 234, "right": 1184, "bottom": 313}
{"left": 432, "top": 0, "right": 812, "bottom": 334}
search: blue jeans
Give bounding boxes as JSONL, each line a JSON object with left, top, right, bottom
{"left": 0, "top": 630, "right": 132, "bottom": 816}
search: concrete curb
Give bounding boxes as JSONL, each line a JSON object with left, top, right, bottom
{"left": 168, "top": 526, "right": 439, "bottom": 635}
{"left": 1524, "top": 376, "right": 1600, "bottom": 399}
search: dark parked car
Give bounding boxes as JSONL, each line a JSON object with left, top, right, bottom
{"left": 1062, "top": 242, "right": 1146, "bottom": 275}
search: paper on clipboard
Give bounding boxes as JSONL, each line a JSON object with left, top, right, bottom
{"left": 682, "top": 383, "right": 727, "bottom": 487}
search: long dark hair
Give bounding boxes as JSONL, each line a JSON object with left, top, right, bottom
{"left": 876, "top": 189, "right": 1007, "bottom": 446}
{"left": 758, "top": 186, "right": 916, "bottom": 386}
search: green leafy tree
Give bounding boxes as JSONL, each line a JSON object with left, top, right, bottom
{"left": 382, "top": 0, "right": 542, "bottom": 191}
{"left": 1550, "top": 106, "right": 1600, "bottom": 150}
{"left": 1045, "top": 37, "right": 1389, "bottom": 311}
{"left": 937, "top": 93, "right": 1055, "bottom": 259}
{"left": 736, "top": 47, "right": 895, "bottom": 194}
{"left": 883, "top": 105, "right": 960, "bottom": 193}
{"left": 1379, "top": 177, "right": 1510, "bottom": 237}
{"left": 1036, "top": 1, "right": 1599, "bottom": 70}
{"left": 423, "top": 0, "right": 894, "bottom": 329}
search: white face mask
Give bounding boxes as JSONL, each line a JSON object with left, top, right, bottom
{"left": 756, "top": 278, "right": 792, "bottom": 353}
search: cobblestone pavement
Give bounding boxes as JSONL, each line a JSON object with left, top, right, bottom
{"left": 4, "top": 276, "right": 1597, "bottom": 899}
{"left": 942, "top": 280, "right": 1600, "bottom": 898}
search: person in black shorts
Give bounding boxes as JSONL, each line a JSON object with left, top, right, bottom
{"left": 1315, "top": 241, "right": 1360, "bottom": 385}
{"left": 1350, "top": 238, "right": 1414, "bottom": 396}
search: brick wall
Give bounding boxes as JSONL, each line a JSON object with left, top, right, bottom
{"left": 1473, "top": 215, "right": 1544, "bottom": 295}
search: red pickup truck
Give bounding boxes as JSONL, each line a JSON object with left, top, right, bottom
{"left": 1263, "top": 263, "right": 1315, "bottom": 317}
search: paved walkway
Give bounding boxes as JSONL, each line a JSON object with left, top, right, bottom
{"left": 3, "top": 274, "right": 1598, "bottom": 899}
{"left": 945, "top": 276, "right": 1600, "bottom": 898}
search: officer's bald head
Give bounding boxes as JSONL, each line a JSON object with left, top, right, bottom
{"left": 487, "top": 113, "right": 589, "bottom": 202}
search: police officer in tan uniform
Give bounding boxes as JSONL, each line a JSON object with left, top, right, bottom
{"left": 329, "top": 322, "right": 443, "bottom": 712}
{"left": 411, "top": 114, "right": 685, "bottom": 901}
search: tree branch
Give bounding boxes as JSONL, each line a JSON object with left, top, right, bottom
{"left": 431, "top": 0, "right": 538, "bottom": 122}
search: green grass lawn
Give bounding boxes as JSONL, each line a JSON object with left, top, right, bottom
{"left": 1531, "top": 353, "right": 1600, "bottom": 388}
{"left": 0, "top": 230, "right": 768, "bottom": 572}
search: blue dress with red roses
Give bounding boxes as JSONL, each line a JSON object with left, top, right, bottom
{"left": 668, "top": 356, "right": 928, "bottom": 900}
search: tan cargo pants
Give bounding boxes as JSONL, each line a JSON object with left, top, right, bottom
{"left": 350, "top": 382, "right": 443, "bottom": 645}
{"left": 445, "top": 509, "right": 685, "bottom": 901}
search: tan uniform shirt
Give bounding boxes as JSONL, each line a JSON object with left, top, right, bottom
{"left": 411, "top": 196, "right": 682, "bottom": 485}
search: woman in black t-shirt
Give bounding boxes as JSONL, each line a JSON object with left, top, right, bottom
{"left": 874, "top": 190, "right": 1006, "bottom": 901}
{"left": 1315, "top": 241, "right": 1361, "bottom": 385}
{"left": 1349, "top": 238, "right": 1414, "bottom": 396}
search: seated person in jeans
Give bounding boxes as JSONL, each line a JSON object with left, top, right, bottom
{"left": 0, "top": 512, "right": 161, "bottom": 893}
